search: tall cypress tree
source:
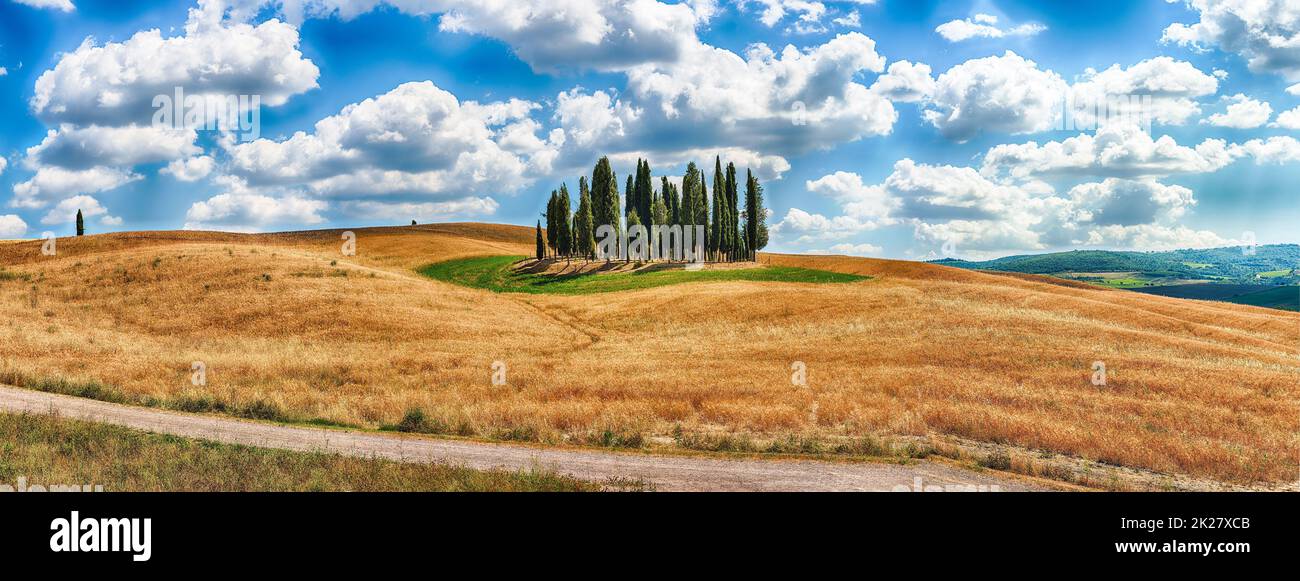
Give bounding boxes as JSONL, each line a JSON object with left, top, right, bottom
{"left": 662, "top": 176, "right": 680, "bottom": 226}
{"left": 545, "top": 190, "right": 558, "bottom": 257}
{"left": 591, "top": 162, "right": 608, "bottom": 234}
{"left": 681, "top": 163, "right": 698, "bottom": 231}
{"left": 575, "top": 177, "right": 595, "bottom": 260}
{"left": 626, "top": 208, "right": 642, "bottom": 263}
{"left": 687, "top": 164, "right": 708, "bottom": 257}
{"left": 557, "top": 183, "right": 573, "bottom": 259}
{"left": 711, "top": 156, "right": 725, "bottom": 261}
{"left": 725, "top": 162, "right": 738, "bottom": 262}
{"left": 637, "top": 159, "right": 653, "bottom": 228}
{"left": 535, "top": 220, "right": 545, "bottom": 260}
{"left": 625, "top": 173, "right": 635, "bottom": 219}
{"left": 75, "top": 209, "right": 85, "bottom": 236}
{"left": 591, "top": 157, "right": 621, "bottom": 261}
{"left": 652, "top": 190, "right": 668, "bottom": 227}
{"left": 626, "top": 161, "right": 637, "bottom": 219}
{"left": 744, "top": 170, "right": 768, "bottom": 261}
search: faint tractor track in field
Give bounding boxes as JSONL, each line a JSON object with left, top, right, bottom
{"left": 0, "top": 385, "right": 1049, "bottom": 492}
{"left": 512, "top": 297, "right": 603, "bottom": 351}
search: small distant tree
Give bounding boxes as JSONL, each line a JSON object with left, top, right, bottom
{"left": 411, "top": 220, "right": 417, "bottom": 226}
{"left": 535, "top": 220, "right": 545, "bottom": 260}
{"left": 75, "top": 209, "right": 85, "bottom": 237}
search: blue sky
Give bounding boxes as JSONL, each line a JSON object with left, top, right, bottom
{"left": 0, "top": 0, "right": 1297, "bottom": 259}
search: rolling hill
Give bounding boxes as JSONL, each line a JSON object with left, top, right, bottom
{"left": 1, "top": 224, "right": 1297, "bottom": 486}
{"left": 934, "top": 245, "right": 1300, "bottom": 280}
{"left": 936, "top": 245, "right": 1300, "bottom": 311}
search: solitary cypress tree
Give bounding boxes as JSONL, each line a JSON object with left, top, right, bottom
{"left": 535, "top": 220, "right": 545, "bottom": 260}
{"left": 75, "top": 209, "right": 85, "bottom": 236}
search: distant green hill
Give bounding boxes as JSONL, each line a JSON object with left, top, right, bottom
{"left": 934, "top": 245, "right": 1299, "bottom": 311}
{"left": 935, "top": 245, "right": 1299, "bottom": 283}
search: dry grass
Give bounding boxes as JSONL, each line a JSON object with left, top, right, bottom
{"left": 1, "top": 225, "right": 1297, "bottom": 485}
{"left": 0, "top": 411, "right": 607, "bottom": 491}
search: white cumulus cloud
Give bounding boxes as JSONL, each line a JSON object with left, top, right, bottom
{"left": 936, "top": 13, "right": 1046, "bottom": 42}
{"left": 1202, "top": 94, "right": 1273, "bottom": 128}
{"left": 869, "top": 60, "right": 936, "bottom": 103}
{"left": 31, "top": 18, "right": 318, "bottom": 127}
{"left": 26, "top": 125, "right": 200, "bottom": 170}
{"left": 1272, "top": 105, "right": 1300, "bottom": 128}
{"left": 184, "top": 191, "right": 327, "bottom": 232}
{"left": 226, "top": 81, "right": 556, "bottom": 198}
{"left": 1163, "top": 0, "right": 1300, "bottom": 81}
{"left": 12, "top": 166, "right": 141, "bottom": 209}
{"left": 0, "top": 215, "right": 28, "bottom": 238}
{"left": 14, "top": 0, "right": 75, "bottom": 12}
{"left": 162, "top": 156, "right": 217, "bottom": 182}
{"left": 40, "top": 195, "right": 119, "bottom": 226}
{"left": 922, "top": 51, "right": 1068, "bottom": 142}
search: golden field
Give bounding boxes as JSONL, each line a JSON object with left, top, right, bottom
{"left": 0, "top": 224, "right": 1297, "bottom": 486}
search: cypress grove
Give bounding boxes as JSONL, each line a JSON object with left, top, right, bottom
{"left": 538, "top": 156, "right": 765, "bottom": 264}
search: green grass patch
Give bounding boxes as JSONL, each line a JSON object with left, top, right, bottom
{"left": 0, "top": 268, "right": 29, "bottom": 282}
{"left": 1257, "top": 269, "right": 1295, "bottom": 278}
{"left": 1096, "top": 277, "right": 1151, "bottom": 288}
{"left": 418, "top": 254, "right": 868, "bottom": 295}
{"left": 0, "top": 369, "right": 129, "bottom": 404}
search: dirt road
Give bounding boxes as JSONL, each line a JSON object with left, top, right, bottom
{"left": 0, "top": 385, "right": 1046, "bottom": 491}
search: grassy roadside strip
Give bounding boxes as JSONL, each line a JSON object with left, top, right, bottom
{"left": 2, "top": 372, "right": 1234, "bottom": 491}
{"left": 0, "top": 411, "right": 641, "bottom": 492}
